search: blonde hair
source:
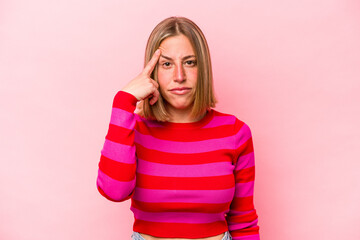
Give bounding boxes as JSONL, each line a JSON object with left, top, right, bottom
{"left": 138, "top": 16, "right": 217, "bottom": 122}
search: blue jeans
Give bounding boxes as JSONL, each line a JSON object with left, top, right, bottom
{"left": 131, "top": 231, "right": 232, "bottom": 240}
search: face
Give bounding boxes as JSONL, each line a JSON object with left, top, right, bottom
{"left": 157, "top": 34, "right": 198, "bottom": 113}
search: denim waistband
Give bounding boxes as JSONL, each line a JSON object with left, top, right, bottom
{"left": 131, "top": 231, "right": 232, "bottom": 240}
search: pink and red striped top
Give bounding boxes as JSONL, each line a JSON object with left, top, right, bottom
{"left": 96, "top": 91, "right": 260, "bottom": 239}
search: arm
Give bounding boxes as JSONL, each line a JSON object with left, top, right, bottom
{"left": 96, "top": 49, "right": 160, "bottom": 202}
{"left": 226, "top": 119, "right": 260, "bottom": 239}
{"left": 96, "top": 90, "right": 138, "bottom": 202}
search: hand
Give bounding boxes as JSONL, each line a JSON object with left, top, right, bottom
{"left": 121, "top": 49, "right": 161, "bottom": 105}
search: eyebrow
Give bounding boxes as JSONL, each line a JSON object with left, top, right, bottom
{"left": 160, "top": 55, "right": 196, "bottom": 61}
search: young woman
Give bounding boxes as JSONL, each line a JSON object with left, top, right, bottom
{"left": 96, "top": 16, "right": 260, "bottom": 240}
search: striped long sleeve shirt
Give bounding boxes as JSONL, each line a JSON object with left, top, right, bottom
{"left": 96, "top": 90, "right": 260, "bottom": 239}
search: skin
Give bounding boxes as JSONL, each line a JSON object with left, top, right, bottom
{"left": 122, "top": 35, "right": 225, "bottom": 240}
{"left": 122, "top": 34, "right": 206, "bottom": 123}
{"left": 156, "top": 34, "right": 205, "bottom": 123}
{"left": 121, "top": 49, "right": 161, "bottom": 105}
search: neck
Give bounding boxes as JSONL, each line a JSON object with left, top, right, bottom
{"left": 167, "top": 107, "right": 207, "bottom": 123}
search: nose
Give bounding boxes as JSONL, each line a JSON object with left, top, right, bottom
{"left": 174, "top": 63, "right": 186, "bottom": 82}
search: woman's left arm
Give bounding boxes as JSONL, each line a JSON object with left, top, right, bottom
{"left": 226, "top": 119, "right": 260, "bottom": 240}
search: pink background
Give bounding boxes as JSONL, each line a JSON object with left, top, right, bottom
{"left": 1, "top": 1, "right": 359, "bottom": 239}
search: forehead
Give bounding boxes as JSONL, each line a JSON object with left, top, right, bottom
{"left": 159, "top": 34, "right": 195, "bottom": 57}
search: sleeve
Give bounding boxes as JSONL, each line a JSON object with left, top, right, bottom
{"left": 226, "top": 119, "right": 260, "bottom": 239}
{"left": 96, "top": 90, "right": 139, "bottom": 202}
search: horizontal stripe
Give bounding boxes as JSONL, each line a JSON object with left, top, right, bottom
{"left": 131, "top": 199, "right": 230, "bottom": 213}
{"left": 233, "top": 118, "right": 245, "bottom": 132}
{"left": 234, "top": 123, "right": 252, "bottom": 149}
{"left": 136, "top": 173, "right": 235, "bottom": 190}
{"left": 135, "top": 144, "right": 235, "bottom": 165}
{"left": 136, "top": 121, "right": 235, "bottom": 142}
{"left": 156, "top": 109, "right": 215, "bottom": 129}
{"left": 96, "top": 168, "right": 135, "bottom": 201}
{"left": 131, "top": 206, "right": 226, "bottom": 223}
{"left": 101, "top": 139, "right": 136, "bottom": 164}
{"left": 226, "top": 210, "right": 258, "bottom": 223}
{"left": 231, "top": 232, "right": 260, "bottom": 240}
{"left": 136, "top": 115, "right": 166, "bottom": 128}
{"left": 106, "top": 124, "right": 134, "bottom": 145}
{"left": 235, "top": 137, "right": 254, "bottom": 158}
{"left": 232, "top": 236, "right": 259, "bottom": 240}
{"left": 228, "top": 218, "right": 259, "bottom": 231}
{"left": 235, "top": 152, "right": 255, "bottom": 170}
{"left": 132, "top": 187, "right": 234, "bottom": 204}
{"left": 235, "top": 182, "right": 254, "bottom": 197}
{"left": 137, "top": 158, "right": 234, "bottom": 177}
{"left": 97, "top": 185, "right": 119, "bottom": 202}
{"left": 112, "top": 91, "right": 137, "bottom": 112}
{"left": 229, "top": 196, "right": 254, "bottom": 211}
{"left": 134, "top": 131, "right": 237, "bottom": 153}
{"left": 99, "top": 155, "right": 136, "bottom": 181}
{"left": 110, "top": 108, "right": 136, "bottom": 129}
{"left": 203, "top": 115, "right": 236, "bottom": 128}
{"left": 235, "top": 166, "right": 255, "bottom": 183}
{"left": 133, "top": 219, "right": 228, "bottom": 238}
{"left": 133, "top": 123, "right": 250, "bottom": 154}
{"left": 226, "top": 210, "right": 255, "bottom": 216}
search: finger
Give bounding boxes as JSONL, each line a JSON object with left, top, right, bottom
{"left": 143, "top": 49, "right": 161, "bottom": 76}
{"left": 151, "top": 78, "right": 159, "bottom": 89}
{"left": 150, "top": 89, "right": 160, "bottom": 105}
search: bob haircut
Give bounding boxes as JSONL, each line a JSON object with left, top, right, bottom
{"left": 138, "top": 16, "right": 217, "bottom": 122}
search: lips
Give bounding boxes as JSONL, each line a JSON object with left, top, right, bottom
{"left": 169, "top": 87, "right": 191, "bottom": 95}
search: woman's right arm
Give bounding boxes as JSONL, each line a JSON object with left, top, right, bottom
{"left": 96, "top": 49, "right": 161, "bottom": 202}
{"left": 96, "top": 90, "right": 139, "bottom": 202}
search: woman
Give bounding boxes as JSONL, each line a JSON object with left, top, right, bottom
{"left": 96, "top": 16, "right": 260, "bottom": 240}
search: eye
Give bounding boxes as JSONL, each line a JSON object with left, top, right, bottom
{"left": 185, "top": 60, "right": 197, "bottom": 66}
{"left": 161, "top": 62, "right": 172, "bottom": 69}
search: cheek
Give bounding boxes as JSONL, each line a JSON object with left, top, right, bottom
{"left": 157, "top": 70, "right": 170, "bottom": 93}
{"left": 186, "top": 68, "right": 198, "bottom": 83}
{"left": 157, "top": 70, "right": 165, "bottom": 81}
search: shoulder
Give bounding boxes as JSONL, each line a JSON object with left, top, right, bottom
{"left": 211, "top": 109, "right": 251, "bottom": 132}
{"left": 211, "top": 109, "right": 253, "bottom": 146}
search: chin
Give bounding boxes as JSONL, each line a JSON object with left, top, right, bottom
{"left": 166, "top": 101, "right": 193, "bottom": 110}
{"left": 175, "top": 105, "right": 191, "bottom": 110}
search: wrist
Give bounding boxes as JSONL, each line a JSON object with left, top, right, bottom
{"left": 113, "top": 90, "right": 138, "bottom": 112}
{"left": 120, "top": 88, "right": 141, "bottom": 100}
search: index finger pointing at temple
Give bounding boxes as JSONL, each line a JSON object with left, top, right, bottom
{"left": 143, "top": 49, "right": 161, "bottom": 76}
